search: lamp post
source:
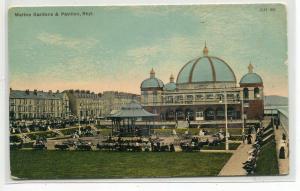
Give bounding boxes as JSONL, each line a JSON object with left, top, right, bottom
{"left": 219, "top": 89, "right": 229, "bottom": 150}
{"left": 241, "top": 95, "right": 245, "bottom": 134}
{"left": 78, "top": 103, "right": 82, "bottom": 133}
{"left": 224, "top": 90, "right": 229, "bottom": 150}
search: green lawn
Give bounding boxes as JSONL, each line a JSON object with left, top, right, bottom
{"left": 98, "top": 128, "right": 112, "bottom": 136}
{"left": 202, "top": 143, "right": 240, "bottom": 150}
{"left": 10, "top": 150, "right": 231, "bottom": 179}
{"left": 154, "top": 128, "right": 242, "bottom": 136}
{"left": 254, "top": 140, "right": 279, "bottom": 176}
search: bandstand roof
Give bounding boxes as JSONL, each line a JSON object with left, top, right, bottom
{"left": 109, "top": 100, "right": 157, "bottom": 118}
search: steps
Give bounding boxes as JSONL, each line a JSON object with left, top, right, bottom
{"left": 177, "top": 121, "right": 189, "bottom": 128}
{"left": 52, "top": 129, "right": 64, "bottom": 137}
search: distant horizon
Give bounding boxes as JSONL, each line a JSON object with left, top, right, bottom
{"left": 9, "top": 87, "right": 289, "bottom": 98}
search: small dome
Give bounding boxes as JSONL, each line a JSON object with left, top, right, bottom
{"left": 141, "top": 78, "right": 164, "bottom": 89}
{"left": 240, "top": 64, "right": 263, "bottom": 84}
{"left": 164, "top": 74, "right": 176, "bottom": 91}
{"left": 141, "top": 68, "right": 164, "bottom": 89}
{"left": 240, "top": 73, "right": 263, "bottom": 84}
{"left": 164, "top": 83, "right": 176, "bottom": 91}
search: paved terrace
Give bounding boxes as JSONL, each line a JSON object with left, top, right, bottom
{"left": 218, "top": 142, "right": 252, "bottom": 176}
{"left": 219, "top": 117, "right": 289, "bottom": 176}
{"left": 262, "top": 118, "right": 289, "bottom": 175}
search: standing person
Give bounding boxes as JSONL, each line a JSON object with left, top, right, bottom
{"left": 242, "top": 131, "right": 246, "bottom": 144}
{"left": 275, "top": 117, "right": 279, "bottom": 130}
{"left": 247, "top": 134, "right": 252, "bottom": 144}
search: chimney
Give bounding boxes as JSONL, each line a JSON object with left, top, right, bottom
{"left": 25, "top": 89, "right": 30, "bottom": 95}
{"left": 34, "top": 89, "right": 37, "bottom": 95}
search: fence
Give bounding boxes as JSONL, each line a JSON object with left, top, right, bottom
{"left": 278, "top": 108, "right": 288, "bottom": 135}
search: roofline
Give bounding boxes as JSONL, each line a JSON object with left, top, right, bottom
{"left": 176, "top": 81, "right": 237, "bottom": 85}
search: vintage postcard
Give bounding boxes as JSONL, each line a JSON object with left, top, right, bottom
{"left": 8, "top": 4, "right": 288, "bottom": 179}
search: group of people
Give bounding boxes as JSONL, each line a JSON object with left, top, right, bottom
{"left": 242, "top": 123, "right": 268, "bottom": 174}
{"left": 10, "top": 117, "right": 97, "bottom": 135}
{"left": 96, "top": 137, "right": 175, "bottom": 152}
{"left": 241, "top": 125, "right": 259, "bottom": 144}
{"left": 180, "top": 130, "right": 226, "bottom": 152}
{"left": 71, "top": 127, "right": 95, "bottom": 139}
{"left": 10, "top": 119, "right": 67, "bottom": 134}
{"left": 55, "top": 139, "right": 93, "bottom": 151}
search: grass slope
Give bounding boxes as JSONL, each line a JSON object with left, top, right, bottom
{"left": 254, "top": 140, "right": 279, "bottom": 176}
{"left": 10, "top": 150, "right": 231, "bottom": 179}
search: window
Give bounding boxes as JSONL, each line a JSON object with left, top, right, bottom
{"left": 216, "top": 108, "right": 225, "bottom": 117}
{"left": 195, "top": 94, "right": 204, "bottom": 101}
{"left": 206, "top": 94, "right": 214, "bottom": 99}
{"left": 153, "top": 94, "right": 157, "bottom": 103}
{"left": 186, "top": 95, "right": 193, "bottom": 103}
{"left": 175, "top": 95, "right": 183, "bottom": 103}
{"left": 243, "top": 88, "right": 249, "bottom": 99}
{"left": 236, "top": 94, "right": 240, "bottom": 101}
{"left": 216, "top": 94, "right": 224, "bottom": 101}
{"left": 142, "top": 91, "right": 148, "bottom": 104}
{"left": 254, "top": 87, "right": 260, "bottom": 98}
{"left": 227, "top": 94, "right": 234, "bottom": 100}
{"left": 166, "top": 96, "right": 173, "bottom": 103}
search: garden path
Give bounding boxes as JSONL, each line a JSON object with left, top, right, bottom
{"left": 218, "top": 143, "right": 252, "bottom": 176}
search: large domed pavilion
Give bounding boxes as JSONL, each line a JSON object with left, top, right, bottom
{"left": 140, "top": 43, "right": 264, "bottom": 123}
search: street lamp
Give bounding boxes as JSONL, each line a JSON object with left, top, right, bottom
{"left": 241, "top": 95, "right": 245, "bottom": 134}
{"left": 219, "top": 89, "right": 229, "bottom": 150}
{"left": 78, "top": 103, "right": 82, "bottom": 133}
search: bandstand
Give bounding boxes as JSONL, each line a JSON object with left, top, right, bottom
{"left": 108, "top": 100, "right": 157, "bottom": 136}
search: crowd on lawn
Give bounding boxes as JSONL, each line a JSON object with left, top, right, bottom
{"left": 180, "top": 130, "right": 226, "bottom": 151}
{"left": 71, "top": 127, "right": 96, "bottom": 138}
{"left": 52, "top": 128, "right": 228, "bottom": 152}
{"left": 9, "top": 117, "right": 95, "bottom": 134}
{"left": 96, "top": 137, "right": 176, "bottom": 152}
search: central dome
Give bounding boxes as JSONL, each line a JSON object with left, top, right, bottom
{"left": 176, "top": 44, "right": 236, "bottom": 85}
{"left": 176, "top": 56, "right": 236, "bottom": 84}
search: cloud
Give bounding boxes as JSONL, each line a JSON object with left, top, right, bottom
{"left": 37, "top": 32, "right": 98, "bottom": 50}
{"left": 126, "top": 35, "right": 202, "bottom": 67}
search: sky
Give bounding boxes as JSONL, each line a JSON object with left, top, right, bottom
{"left": 9, "top": 4, "right": 288, "bottom": 96}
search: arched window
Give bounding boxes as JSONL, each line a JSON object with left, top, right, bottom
{"left": 204, "top": 108, "right": 215, "bottom": 120}
{"left": 254, "top": 87, "right": 260, "bottom": 98}
{"left": 166, "top": 96, "right": 173, "bottom": 103}
{"left": 175, "top": 95, "right": 183, "bottom": 103}
{"left": 142, "top": 91, "right": 148, "bottom": 104}
{"left": 227, "top": 107, "right": 236, "bottom": 119}
{"left": 243, "top": 88, "right": 249, "bottom": 99}
{"left": 186, "top": 95, "right": 194, "bottom": 104}
{"left": 216, "top": 107, "right": 225, "bottom": 120}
